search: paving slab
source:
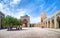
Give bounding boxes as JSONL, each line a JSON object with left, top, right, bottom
{"left": 0, "top": 27, "right": 60, "bottom": 38}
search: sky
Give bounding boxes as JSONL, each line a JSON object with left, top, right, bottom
{"left": 0, "top": 0, "right": 60, "bottom": 23}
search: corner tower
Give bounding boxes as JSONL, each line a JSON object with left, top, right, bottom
{"left": 41, "top": 12, "right": 47, "bottom": 28}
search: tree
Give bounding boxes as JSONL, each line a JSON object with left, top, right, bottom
{"left": 17, "top": 19, "right": 22, "bottom": 25}
{"left": 19, "top": 19, "right": 22, "bottom": 25}
{"left": 2, "top": 16, "right": 6, "bottom": 26}
{"left": 6, "top": 15, "right": 13, "bottom": 27}
{"left": 2, "top": 15, "right": 23, "bottom": 30}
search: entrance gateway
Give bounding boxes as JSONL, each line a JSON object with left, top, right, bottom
{"left": 23, "top": 19, "right": 28, "bottom": 27}
{"left": 20, "top": 14, "right": 30, "bottom": 27}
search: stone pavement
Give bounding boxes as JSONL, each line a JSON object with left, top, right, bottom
{"left": 0, "top": 27, "right": 60, "bottom": 38}
{"left": 43, "top": 28, "right": 60, "bottom": 33}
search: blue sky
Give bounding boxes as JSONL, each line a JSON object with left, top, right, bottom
{"left": 0, "top": 0, "right": 60, "bottom": 23}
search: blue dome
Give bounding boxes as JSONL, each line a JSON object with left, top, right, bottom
{"left": 24, "top": 13, "right": 28, "bottom": 17}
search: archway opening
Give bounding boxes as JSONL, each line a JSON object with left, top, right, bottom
{"left": 57, "top": 16, "right": 60, "bottom": 28}
{"left": 59, "top": 21, "right": 60, "bottom": 28}
{"left": 23, "top": 19, "right": 28, "bottom": 27}
{"left": 48, "top": 21, "right": 50, "bottom": 28}
{"left": 52, "top": 19, "right": 54, "bottom": 28}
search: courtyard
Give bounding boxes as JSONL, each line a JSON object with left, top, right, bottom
{"left": 0, "top": 27, "right": 60, "bottom": 38}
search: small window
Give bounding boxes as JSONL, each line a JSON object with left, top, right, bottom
{"left": 41, "top": 20, "right": 43, "bottom": 22}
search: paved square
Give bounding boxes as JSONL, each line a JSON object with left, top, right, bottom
{"left": 0, "top": 27, "right": 60, "bottom": 38}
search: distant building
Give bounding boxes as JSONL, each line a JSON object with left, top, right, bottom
{"left": 34, "top": 23, "right": 41, "bottom": 27}
{"left": 0, "top": 12, "right": 4, "bottom": 29}
{"left": 20, "top": 14, "right": 30, "bottom": 27}
{"left": 30, "top": 24, "right": 35, "bottom": 27}
{"left": 34, "top": 12, "right": 47, "bottom": 28}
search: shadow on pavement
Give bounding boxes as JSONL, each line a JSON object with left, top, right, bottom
{"left": 7, "top": 28, "right": 28, "bottom": 31}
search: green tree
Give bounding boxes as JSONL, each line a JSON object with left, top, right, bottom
{"left": 2, "top": 16, "right": 6, "bottom": 26}
{"left": 19, "top": 19, "right": 22, "bottom": 25}
{"left": 6, "top": 15, "right": 13, "bottom": 27}
{"left": 2, "top": 15, "right": 23, "bottom": 30}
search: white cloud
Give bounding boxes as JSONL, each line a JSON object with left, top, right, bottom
{"left": 4, "top": 9, "right": 27, "bottom": 19}
{"left": 0, "top": 3, "right": 3, "bottom": 8}
{"left": 49, "top": 6, "right": 57, "bottom": 13}
{"left": 9, "top": 8, "right": 41, "bottom": 23}
{"left": 0, "top": 2, "right": 41, "bottom": 23}
{"left": 14, "top": 9, "right": 41, "bottom": 23}
{"left": 13, "top": 9, "right": 27, "bottom": 19}
{"left": 10, "top": 0, "right": 21, "bottom": 5}
{"left": 0, "top": 3, "right": 13, "bottom": 16}
{"left": 30, "top": 17, "right": 41, "bottom": 23}
{"left": 13, "top": 0, "right": 21, "bottom": 3}
{"left": 45, "top": 3, "right": 56, "bottom": 12}
{"left": 0, "top": 2, "right": 26, "bottom": 18}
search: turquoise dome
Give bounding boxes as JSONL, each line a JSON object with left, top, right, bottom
{"left": 24, "top": 13, "right": 28, "bottom": 17}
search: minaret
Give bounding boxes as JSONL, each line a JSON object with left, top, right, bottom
{"left": 41, "top": 12, "right": 47, "bottom": 28}
{"left": 41, "top": 12, "right": 47, "bottom": 22}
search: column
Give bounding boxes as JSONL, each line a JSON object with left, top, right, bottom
{"left": 50, "top": 19, "right": 52, "bottom": 28}
{"left": 47, "top": 20, "right": 48, "bottom": 28}
{"left": 46, "top": 22, "right": 47, "bottom": 28}
{"left": 27, "top": 23, "right": 30, "bottom": 27}
{"left": 44, "top": 22, "right": 46, "bottom": 28}
{"left": 54, "top": 16, "right": 57, "bottom": 29}
{"left": 45, "top": 22, "right": 46, "bottom": 28}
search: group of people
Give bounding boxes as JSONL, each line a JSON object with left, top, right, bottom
{"left": 16, "top": 26, "right": 22, "bottom": 30}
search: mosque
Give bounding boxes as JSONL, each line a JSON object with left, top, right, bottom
{"left": 20, "top": 13, "right": 30, "bottom": 27}
{"left": 0, "top": 10, "right": 60, "bottom": 29}
{"left": 20, "top": 10, "right": 60, "bottom": 29}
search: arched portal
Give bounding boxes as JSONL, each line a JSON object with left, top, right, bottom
{"left": 52, "top": 19, "right": 54, "bottom": 28}
{"left": 57, "top": 16, "right": 60, "bottom": 28}
{"left": 23, "top": 19, "right": 28, "bottom": 27}
{"left": 58, "top": 17, "right": 60, "bottom": 28}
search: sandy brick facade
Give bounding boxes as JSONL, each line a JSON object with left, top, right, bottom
{"left": 0, "top": 12, "right": 4, "bottom": 29}
{"left": 20, "top": 15, "right": 30, "bottom": 27}
{"left": 34, "top": 10, "right": 60, "bottom": 29}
